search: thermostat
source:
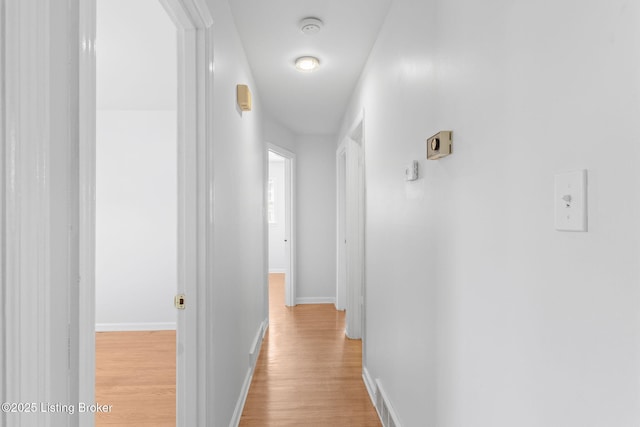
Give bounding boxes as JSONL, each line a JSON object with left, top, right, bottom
{"left": 405, "top": 161, "right": 418, "bottom": 181}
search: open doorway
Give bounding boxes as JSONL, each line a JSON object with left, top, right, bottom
{"left": 267, "top": 144, "right": 296, "bottom": 307}
{"left": 336, "top": 114, "right": 365, "bottom": 341}
{"left": 79, "top": 0, "right": 213, "bottom": 424}
{"left": 267, "top": 151, "right": 286, "bottom": 306}
{"left": 95, "top": 0, "right": 177, "bottom": 423}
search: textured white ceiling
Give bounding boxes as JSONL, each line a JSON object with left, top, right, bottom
{"left": 97, "top": 0, "right": 177, "bottom": 110}
{"left": 229, "top": 0, "right": 392, "bottom": 136}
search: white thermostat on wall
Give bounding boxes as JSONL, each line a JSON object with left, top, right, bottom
{"left": 405, "top": 161, "right": 419, "bottom": 181}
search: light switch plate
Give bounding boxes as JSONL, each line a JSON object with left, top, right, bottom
{"left": 554, "top": 170, "right": 587, "bottom": 232}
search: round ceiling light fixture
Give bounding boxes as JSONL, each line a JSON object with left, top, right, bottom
{"left": 299, "top": 17, "right": 323, "bottom": 35}
{"left": 295, "top": 56, "right": 320, "bottom": 72}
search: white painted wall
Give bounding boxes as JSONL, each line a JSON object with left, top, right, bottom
{"left": 339, "top": 0, "right": 640, "bottom": 426}
{"left": 95, "top": 110, "right": 177, "bottom": 329}
{"left": 296, "top": 135, "right": 337, "bottom": 302}
{"left": 96, "top": 0, "right": 177, "bottom": 110}
{"left": 95, "top": 0, "right": 177, "bottom": 330}
{"left": 264, "top": 114, "right": 296, "bottom": 152}
{"left": 205, "top": 0, "right": 267, "bottom": 424}
{"left": 268, "top": 159, "right": 286, "bottom": 272}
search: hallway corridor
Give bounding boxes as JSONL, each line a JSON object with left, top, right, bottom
{"left": 239, "top": 274, "right": 380, "bottom": 426}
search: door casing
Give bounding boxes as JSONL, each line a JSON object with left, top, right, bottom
{"left": 336, "top": 146, "right": 347, "bottom": 311}
{"left": 79, "top": 0, "right": 215, "bottom": 425}
{"left": 337, "top": 111, "right": 366, "bottom": 341}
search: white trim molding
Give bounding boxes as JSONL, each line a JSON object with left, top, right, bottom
{"left": 78, "top": 0, "right": 97, "bottom": 423}
{"left": 343, "top": 111, "right": 366, "bottom": 340}
{"left": 229, "top": 318, "right": 268, "bottom": 427}
{"left": 295, "top": 297, "right": 336, "bottom": 305}
{"left": 335, "top": 143, "right": 347, "bottom": 311}
{"left": 374, "top": 378, "right": 403, "bottom": 427}
{"left": 0, "top": 0, "right": 6, "bottom": 420}
{"left": 2, "top": 1, "right": 79, "bottom": 425}
{"left": 230, "top": 368, "right": 254, "bottom": 427}
{"left": 362, "top": 366, "right": 377, "bottom": 406}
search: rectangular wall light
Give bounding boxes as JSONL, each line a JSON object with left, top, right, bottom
{"left": 237, "top": 84, "right": 252, "bottom": 111}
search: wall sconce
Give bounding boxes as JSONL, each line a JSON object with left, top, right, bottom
{"left": 237, "top": 84, "right": 252, "bottom": 111}
{"left": 427, "top": 131, "right": 452, "bottom": 160}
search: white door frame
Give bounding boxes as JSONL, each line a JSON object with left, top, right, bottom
{"left": 337, "top": 111, "right": 366, "bottom": 340}
{"left": 0, "top": 0, "right": 6, "bottom": 422}
{"left": 267, "top": 143, "right": 297, "bottom": 307}
{"left": 335, "top": 146, "right": 347, "bottom": 311}
{"left": 2, "top": 1, "right": 80, "bottom": 424}
{"left": 79, "top": 0, "right": 215, "bottom": 425}
{"left": 0, "top": 0, "right": 9, "bottom": 426}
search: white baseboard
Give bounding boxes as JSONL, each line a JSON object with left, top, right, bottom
{"left": 95, "top": 322, "right": 176, "bottom": 332}
{"left": 229, "top": 367, "right": 253, "bottom": 427}
{"left": 229, "top": 318, "right": 268, "bottom": 427}
{"left": 295, "top": 297, "right": 336, "bottom": 305}
{"left": 268, "top": 268, "right": 286, "bottom": 274}
{"left": 362, "top": 366, "right": 376, "bottom": 406}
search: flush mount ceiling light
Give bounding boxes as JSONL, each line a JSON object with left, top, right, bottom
{"left": 295, "top": 56, "right": 320, "bottom": 72}
{"left": 299, "top": 17, "right": 323, "bottom": 35}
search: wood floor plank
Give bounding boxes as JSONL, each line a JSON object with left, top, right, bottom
{"left": 239, "top": 273, "right": 381, "bottom": 426}
{"left": 95, "top": 330, "right": 176, "bottom": 425}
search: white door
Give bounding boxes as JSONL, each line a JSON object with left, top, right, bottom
{"left": 283, "top": 155, "right": 295, "bottom": 306}
{"left": 340, "top": 115, "right": 365, "bottom": 341}
{"left": 345, "top": 136, "right": 365, "bottom": 339}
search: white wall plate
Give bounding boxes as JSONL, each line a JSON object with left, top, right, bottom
{"left": 554, "top": 169, "right": 587, "bottom": 232}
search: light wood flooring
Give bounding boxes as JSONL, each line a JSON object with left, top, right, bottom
{"left": 95, "top": 273, "right": 379, "bottom": 426}
{"left": 95, "top": 330, "right": 175, "bottom": 426}
{"left": 239, "top": 273, "right": 381, "bottom": 426}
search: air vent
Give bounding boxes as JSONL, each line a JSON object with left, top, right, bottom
{"left": 375, "top": 380, "right": 402, "bottom": 427}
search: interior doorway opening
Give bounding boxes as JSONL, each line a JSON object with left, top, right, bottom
{"left": 80, "top": 0, "right": 215, "bottom": 424}
{"left": 267, "top": 144, "right": 296, "bottom": 307}
{"left": 267, "top": 150, "right": 286, "bottom": 297}
{"left": 94, "top": 0, "right": 178, "bottom": 423}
